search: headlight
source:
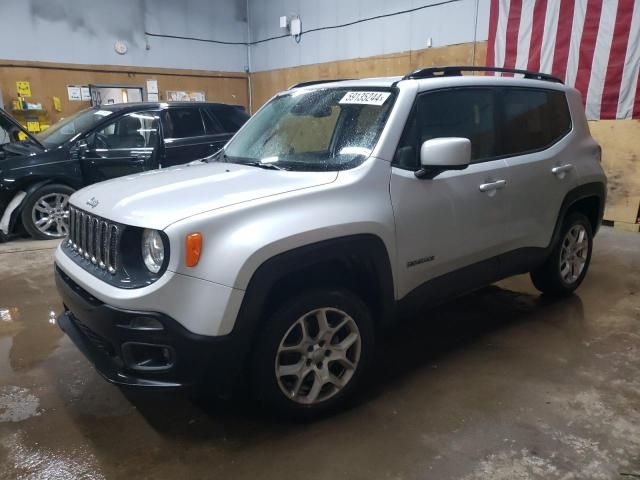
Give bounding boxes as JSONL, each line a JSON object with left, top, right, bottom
{"left": 141, "top": 229, "right": 165, "bottom": 274}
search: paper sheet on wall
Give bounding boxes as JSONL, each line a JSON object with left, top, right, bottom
{"left": 81, "top": 87, "right": 91, "bottom": 101}
{"left": 147, "top": 93, "right": 159, "bottom": 102}
{"left": 166, "top": 90, "right": 206, "bottom": 102}
{"left": 67, "top": 86, "right": 82, "bottom": 101}
{"left": 146, "top": 80, "right": 158, "bottom": 94}
{"left": 16, "top": 81, "right": 31, "bottom": 97}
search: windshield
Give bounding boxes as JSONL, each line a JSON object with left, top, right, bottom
{"left": 224, "top": 87, "right": 396, "bottom": 171}
{"left": 35, "top": 108, "right": 114, "bottom": 147}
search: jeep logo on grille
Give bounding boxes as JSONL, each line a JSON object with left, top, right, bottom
{"left": 86, "top": 197, "right": 99, "bottom": 208}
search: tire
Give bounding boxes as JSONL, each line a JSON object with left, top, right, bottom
{"left": 251, "top": 289, "right": 375, "bottom": 420}
{"left": 530, "top": 212, "right": 593, "bottom": 296}
{"left": 21, "top": 183, "right": 75, "bottom": 240}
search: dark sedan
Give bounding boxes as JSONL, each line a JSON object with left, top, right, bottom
{"left": 0, "top": 102, "right": 248, "bottom": 240}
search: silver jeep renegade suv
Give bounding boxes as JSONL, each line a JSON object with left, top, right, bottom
{"left": 55, "top": 66, "right": 607, "bottom": 418}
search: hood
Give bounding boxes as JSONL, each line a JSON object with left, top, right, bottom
{"left": 0, "top": 108, "right": 44, "bottom": 153}
{"left": 70, "top": 161, "right": 338, "bottom": 230}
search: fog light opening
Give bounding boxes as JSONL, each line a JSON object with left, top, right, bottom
{"left": 117, "top": 316, "right": 164, "bottom": 331}
{"left": 122, "top": 342, "right": 175, "bottom": 371}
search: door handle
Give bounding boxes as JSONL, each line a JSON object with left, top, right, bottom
{"left": 479, "top": 179, "right": 506, "bottom": 192}
{"left": 552, "top": 164, "right": 573, "bottom": 176}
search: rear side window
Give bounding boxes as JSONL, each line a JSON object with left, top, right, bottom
{"left": 499, "top": 89, "right": 571, "bottom": 156}
{"left": 163, "top": 108, "right": 205, "bottom": 138}
{"left": 208, "top": 105, "right": 249, "bottom": 133}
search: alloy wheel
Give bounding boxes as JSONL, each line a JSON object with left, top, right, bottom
{"left": 31, "top": 193, "right": 70, "bottom": 238}
{"left": 559, "top": 224, "right": 588, "bottom": 284}
{"left": 275, "top": 307, "right": 362, "bottom": 405}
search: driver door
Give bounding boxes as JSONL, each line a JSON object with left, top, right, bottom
{"left": 390, "top": 87, "right": 512, "bottom": 303}
{"left": 80, "top": 110, "right": 160, "bottom": 184}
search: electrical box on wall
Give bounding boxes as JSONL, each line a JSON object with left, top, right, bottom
{"left": 279, "top": 15, "right": 288, "bottom": 29}
{"left": 290, "top": 17, "right": 301, "bottom": 36}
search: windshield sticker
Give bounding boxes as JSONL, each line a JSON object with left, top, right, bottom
{"left": 339, "top": 91, "right": 391, "bottom": 106}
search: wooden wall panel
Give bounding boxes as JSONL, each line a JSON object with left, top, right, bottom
{"left": 589, "top": 119, "right": 640, "bottom": 224}
{"left": 250, "top": 42, "right": 487, "bottom": 110}
{"left": 0, "top": 60, "right": 249, "bottom": 123}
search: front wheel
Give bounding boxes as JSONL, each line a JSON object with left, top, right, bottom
{"left": 251, "top": 289, "right": 374, "bottom": 419}
{"left": 21, "top": 184, "right": 74, "bottom": 240}
{"left": 531, "top": 212, "right": 593, "bottom": 296}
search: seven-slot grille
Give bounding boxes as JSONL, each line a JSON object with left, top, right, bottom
{"left": 66, "top": 206, "right": 121, "bottom": 274}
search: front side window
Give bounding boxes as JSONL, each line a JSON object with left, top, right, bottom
{"left": 223, "top": 88, "right": 396, "bottom": 171}
{"left": 35, "top": 108, "right": 114, "bottom": 147}
{"left": 163, "top": 108, "right": 206, "bottom": 138}
{"left": 499, "top": 89, "right": 571, "bottom": 156}
{"left": 420, "top": 88, "right": 498, "bottom": 162}
{"left": 93, "top": 111, "right": 159, "bottom": 149}
{"left": 394, "top": 88, "right": 498, "bottom": 170}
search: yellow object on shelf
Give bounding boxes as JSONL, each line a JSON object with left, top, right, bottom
{"left": 12, "top": 99, "right": 21, "bottom": 110}
{"left": 39, "top": 124, "right": 50, "bottom": 131}
{"left": 17, "top": 132, "right": 27, "bottom": 141}
{"left": 26, "top": 121, "right": 40, "bottom": 133}
{"left": 16, "top": 81, "right": 31, "bottom": 97}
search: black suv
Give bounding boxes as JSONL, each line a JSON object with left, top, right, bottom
{"left": 0, "top": 102, "right": 248, "bottom": 240}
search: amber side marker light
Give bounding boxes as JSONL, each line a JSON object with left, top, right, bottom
{"left": 185, "top": 233, "right": 202, "bottom": 267}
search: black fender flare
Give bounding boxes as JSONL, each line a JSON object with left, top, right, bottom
{"left": 9, "top": 179, "right": 73, "bottom": 234}
{"left": 226, "top": 234, "right": 396, "bottom": 369}
{"left": 548, "top": 181, "right": 606, "bottom": 250}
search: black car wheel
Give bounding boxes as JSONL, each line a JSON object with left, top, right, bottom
{"left": 21, "top": 184, "right": 75, "bottom": 240}
{"left": 530, "top": 212, "right": 593, "bottom": 296}
{"left": 251, "top": 289, "right": 374, "bottom": 420}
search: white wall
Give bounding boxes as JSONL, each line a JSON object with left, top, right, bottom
{"left": 0, "top": 0, "right": 491, "bottom": 73}
{"left": 248, "top": 0, "right": 490, "bottom": 72}
{"left": 0, "top": 0, "right": 249, "bottom": 72}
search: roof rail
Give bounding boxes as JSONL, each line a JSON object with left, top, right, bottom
{"left": 402, "top": 66, "right": 563, "bottom": 84}
{"left": 288, "top": 79, "right": 351, "bottom": 89}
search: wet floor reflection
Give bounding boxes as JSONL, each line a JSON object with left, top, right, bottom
{"left": 0, "top": 230, "right": 639, "bottom": 480}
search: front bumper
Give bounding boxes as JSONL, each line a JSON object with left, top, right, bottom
{"left": 55, "top": 265, "right": 242, "bottom": 390}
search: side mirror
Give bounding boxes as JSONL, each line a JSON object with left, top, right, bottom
{"left": 70, "top": 138, "right": 89, "bottom": 160}
{"left": 415, "top": 137, "right": 471, "bottom": 179}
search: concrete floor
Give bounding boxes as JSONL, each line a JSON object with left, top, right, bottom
{"left": 0, "top": 228, "right": 639, "bottom": 479}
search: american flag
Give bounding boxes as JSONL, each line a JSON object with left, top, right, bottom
{"left": 486, "top": 0, "right": 640, "bottom": 120}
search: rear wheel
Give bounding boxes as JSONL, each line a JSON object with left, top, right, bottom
{"left": 252, "top": 289, "right": 374, "bottom": 419}
{"left": 21, "top": 184, "right": 74, "bottom": 240}
{"left": 531, "top": 212, "right": 593, "bottom": 296}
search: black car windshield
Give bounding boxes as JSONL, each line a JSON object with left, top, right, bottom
{"left": 223, "top": 88, "right": 396, "bottom": 171}
{"left": 35, "top": 108, "right": 114, "bottom": 147}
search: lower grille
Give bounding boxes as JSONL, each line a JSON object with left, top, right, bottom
{"left": 67, "top": 207, "right": 121, "bottom": 274}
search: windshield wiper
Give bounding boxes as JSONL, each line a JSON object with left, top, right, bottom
{"left": 240, "top": 160, "right": 287, "bottom": 171}
{"left": 207, "top": 151, "right": 287, "bottom": 170}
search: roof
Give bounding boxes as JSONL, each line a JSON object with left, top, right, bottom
{"left": 89, "top": 101, "right": 244, "bottom": 112}
{"left": 288, "top": 66, "right": 568, "bottom": 91}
